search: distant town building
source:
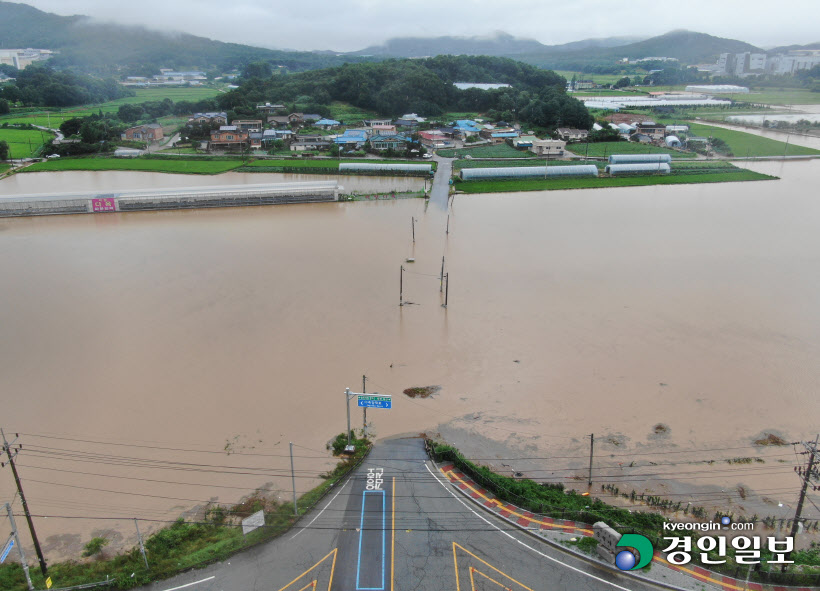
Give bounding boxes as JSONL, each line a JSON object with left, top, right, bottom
{"left": 232, "top": 120, "right": 263, "bottom": 131}
{"left": 0, "top": 48, "right": 53, "bottom": 69}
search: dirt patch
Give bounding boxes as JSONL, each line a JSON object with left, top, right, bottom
{"left": 403, "top": 385, "right": 441, "bottom": 398}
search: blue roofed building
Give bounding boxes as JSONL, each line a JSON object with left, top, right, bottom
{"left": 454, "top": 120, "right": 481, "bottom": 136}
{"left": 315, "top": 118, "right": 341, "bottom": 129}
{"left": 333, "top": 129, "right": 369, "bottom": 149}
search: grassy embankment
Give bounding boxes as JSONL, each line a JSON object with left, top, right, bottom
{"left": 437, "top": 143, "right": 535, "bottom": 158}
{"left": 23, "top": 157, "right": 245, "bottom": 175}
{"left": 429, "top": 440, "right": 820, "bottom": 585}
{"left": 456, "top": 166, "right": 776, "bottom": 194}
{"left": 239, "top": 158, "right": 436, "bottom": 172}
{"left": 0, "top": 434, "right": 370, "bottom": 591}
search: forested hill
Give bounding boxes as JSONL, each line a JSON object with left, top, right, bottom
{"left": 0, "top": 1, "right": 373, "bottom": 74}
{"left": 219, "top": 56, "right": 593, "bottom": 130}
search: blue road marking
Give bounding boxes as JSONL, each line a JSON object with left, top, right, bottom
{"left": 355, "top": 489, "right": 386, "bottom": 590}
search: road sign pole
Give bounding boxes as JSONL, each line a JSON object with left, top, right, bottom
{"left": 4, "top": 503, "right": 34, "bottom": 591}
{"left": 345, "top": 388, "right": 352, "bottom": 448}
{"left": 289, "top": 442, "right": 298, "bottom": 516}
{"left": 362, "top": 375, "right": 367, "bottom": 439}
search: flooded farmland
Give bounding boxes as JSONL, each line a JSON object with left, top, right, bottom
{"left": 1, "top": 161, "right": 819, "bottom": 558}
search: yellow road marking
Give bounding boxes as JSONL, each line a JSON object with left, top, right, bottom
{"left": 453, "top": 542, "right": 534, "bottom": 591}
{"left": 473, "top": 567, "right": 516, "bottom": 590}
{"left": 276, "top": 548, "right": 337, "bottom": 591}
{"left": 442, "top": 468, "right": 593, "bottom": 535}
{"left": 327, "top": 547, "right": 337, "bottom": 591}
{"left": 469, "top": 565, "right": 476, "bottom": 590}
{"left": 453, "top": 542, "right": 461, "bottom": 591}
{"left": 392, "top": 476, "right": 396, "bottom": 591}
{"left": 296, "top": 582, "right": 316, "bottom": 591}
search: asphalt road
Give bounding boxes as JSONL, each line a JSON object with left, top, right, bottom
{"left": 140, "top": 437, "right": 673, "bottom": 591}
{"left": 429, "top": 156, "right": 452, "bottom": 210}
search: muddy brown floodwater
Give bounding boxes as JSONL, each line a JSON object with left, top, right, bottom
{"left": 1, "top": 162, "right": 819, "bottom": 560}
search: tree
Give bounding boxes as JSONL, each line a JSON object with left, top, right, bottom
{"left": 614, "top": 76, "right": 631, "bottom": 89}
{"left": 0, "top": 140, "right": 9, "bottom": 161}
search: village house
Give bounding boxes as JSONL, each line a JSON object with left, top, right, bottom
{"left": 370, "top": 124, "right": 397, "bottom": 136}
{"left": 479, "top": 127, "right": 519, "bottom": 144}
{"left": 249, "top": 131, "right": 264, "bottom": 149}
{"left": 370, "top": 134, "right": 410, "bottom": 151}
{"left": 419, "top": 130, "right": 451, "bottom": 149}
{"left": 188, "top": 112, "right": 227, "bottom": 125}
{"left": 555, "top": 128, "right": 589, "bottom": 142}
{"left": 333, "top": 129, "right": 369, "bottom": 149}
{"left": 256, "top": 102, "right": 287, "bottom": 116}
{"left": 633, "top": 121, "right": 666, "bottom": 141}
{"left": 290, "top": 134, "right": 331, "bottom": 151}
{"left": 209, "top": 126, "right": 248, "bottom": 151}
{"left": 529, "top": 138, "right": 566, "bottom": 156}
{"left": 232, "top": 120, "right": 263, "bottom": 131}
{"left": 315, "top": 118, "right": 341, "bottom": 130}
{"left": 121, "top": 124, "right": 164, "bottom": 142}
{"left": 268, "top": 115, "right": 292, "bottom": 128}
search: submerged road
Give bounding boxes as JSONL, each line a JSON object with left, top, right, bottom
{"left": 140, "top": 437, "right": 676, "bottom": 591}
{"left": 429, "top": 155, "right": 452, "bottom": 209}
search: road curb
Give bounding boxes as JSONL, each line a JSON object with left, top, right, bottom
{"left": 428, "top": 458, "right": 714, "bottom": 591}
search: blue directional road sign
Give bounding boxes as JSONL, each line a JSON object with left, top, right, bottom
{"left": 357, "top": 394, "right": 392, "bottom": 409}
{"left": 0, "top": 536, "right": 14, "bottom": 564}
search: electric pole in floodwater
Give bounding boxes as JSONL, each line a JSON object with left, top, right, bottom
{"left": 399, "top": 265, "right": 404, "bottom": 306}
{"left": 1, "top": 430, "right": 47, "bottom": 577}
{"left": 412, "top": 217, "right": 415, "bottom": 243}
{"left": 588, "top": 433, "right": 594, "bottom": 486}
{"left": 790, "top": 435, "right": 819, "bottom": 541}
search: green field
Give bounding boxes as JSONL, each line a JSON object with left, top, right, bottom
{"left": 566, "top": 141, "right": 696, "bottom": 159}
{"left": 0, "top": 87, "right": 223, "bottom": 128}
{"left": 104, "top": 86, "right": 223, "bottom": 106}
{"left": 456, "top": 168, "right": 776, "bottom": 193}
{"left": 552, "top": 71, "right": 637, "bottom": 85}
{"left": 0, "top": 127, "right": 55, "bottom": 157}
{"left": 437, "top": 144, "right": 535, "bottom": 158}
{"left": 453, "top": 159, "right": 602, "bottom": 170}
{"left": 686, "top": 122, "right": 820, "bottom": 157}
{"left": 327, "top": 101, "right": 381, "bottom": 124}
{"left": 23, "top": 157, "right": 244, "bottom": 175}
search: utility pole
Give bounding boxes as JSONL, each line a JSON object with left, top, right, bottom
{"left": 362, "top": 375, "right": 367, "bottom": 438}
{"left": 789, "top": 435, "right": 819, "bottom": 541}
{"left": 446, "top": 214, "right": 450, "bottom": 235}
{"left": 442, "top": 273, "right": 449, "bottom": 308}
{"left": 343, "top": 388, "right": 355, "bottom": 451}
{"left": 1, "top": 430, "right": 47, "bottom": 577}
{"left": 4, "top": 503, "right": 34, "bottom": 590}
{"left": 399, "top": 265, "right": 404, "bottom": 307}
{"left": 134, "top": 519, "right": 149, "bottom": 571}
{"left": 289, "top": 443, "right": 298, "bottom": 516}
{"left": 588, "top": 433, "right": 594, "bottom": 486}
{"left": 440, "top": 256, "right": 445, "bottom": 293}
{"left": 411, "top": 217, "right": 415, "bottom": 243}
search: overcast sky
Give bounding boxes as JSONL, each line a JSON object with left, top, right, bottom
{"left": 19, "top": 0, "right": 820, "bottom": 52}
